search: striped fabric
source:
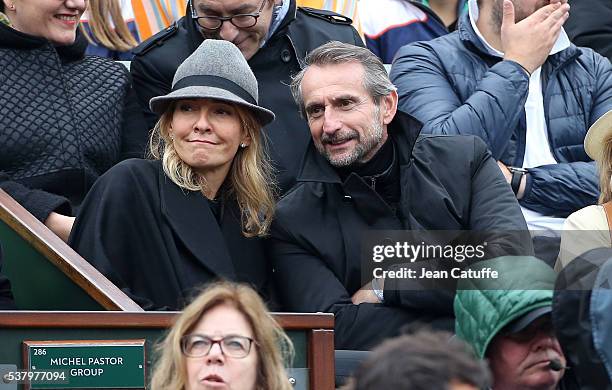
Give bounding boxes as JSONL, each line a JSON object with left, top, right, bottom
{"left": 131, "top": 0, "right": 187, "bottom": 40}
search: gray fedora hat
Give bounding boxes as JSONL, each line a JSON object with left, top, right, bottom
{"left": 149, "top": 39, "right": 275, "bottom": 126}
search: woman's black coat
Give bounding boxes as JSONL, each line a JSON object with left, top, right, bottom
{"left": 69, "top": 159, "right": 271, "bottom": 310}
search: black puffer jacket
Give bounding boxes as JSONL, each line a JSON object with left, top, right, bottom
{"left": 0, "top": 25, "right": 147, "bottom": 222}
{"left": 130, "top": 0, "right": 364, "bottom": 193}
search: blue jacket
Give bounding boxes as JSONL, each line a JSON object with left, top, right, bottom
{"left": 390, "top": 14, "right": 612, "bottom": 218}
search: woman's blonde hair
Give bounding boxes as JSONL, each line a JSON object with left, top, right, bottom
{"left": 149, "top": 101, "right": 276, "bottom": 237}
{"left": 150, "top": 282, "right": 294, "bottom": 390}
{"left": 80, "top": 0, "right": 138, "bottom": 52}
{"left": 598, "top": 136, "right": 612, "bottom": 203}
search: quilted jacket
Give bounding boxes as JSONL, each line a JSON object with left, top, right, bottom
{"left": 454, "top": 256, "right": 556, "bottom": 358}
{"left": 390, "top": 14, "right": 612, "bottom": 218}
{"left": 0, "top": 24, "right": 147, "bottom": 222}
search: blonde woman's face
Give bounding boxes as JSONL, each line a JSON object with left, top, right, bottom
{"left": 8, "top": 0, "right": 87, "bottom": 45}
{"left": 170, "top": 99, "right": 250, "bottom": 180}
{"left": 185, "top": 304, "right": 258, "bottom": 390}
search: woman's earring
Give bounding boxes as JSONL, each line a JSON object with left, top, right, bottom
{"left": 240, "top": 143, "right": 247, "bottom": 148}
{"left": 169, "top": 133, "right": 175, "bottom": 141}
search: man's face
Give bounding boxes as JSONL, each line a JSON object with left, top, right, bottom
{"left": 192, "top": 0, "right": 276, "bottom": 60}
{"left": 300, "top": 62, "right": 394, "bottom": 167}
{"left": 492, "top": 0, "right": 549, "bottom": 28}
{"left": 487, "top": 316, "right": 566, "bottom": 390}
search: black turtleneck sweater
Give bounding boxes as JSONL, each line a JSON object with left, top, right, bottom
{"left": 337, "top": 137, "right": 401, "bottom": 213}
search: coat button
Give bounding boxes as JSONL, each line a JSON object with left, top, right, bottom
{"left": 280, "top": 49, "right": 292, "bottom": 63}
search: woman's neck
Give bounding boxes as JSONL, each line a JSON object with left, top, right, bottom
{"left": 197, "top": 166, "right": 231, "bottom": 200}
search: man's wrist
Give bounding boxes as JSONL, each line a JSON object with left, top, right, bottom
{"left": 508, "top": 167, "right": 528, "bottom": 199}
{"left": 504, "top": 58, "right": 532, "bottom": 76}
{"left": 371, "top": 278, "right": 384, "bottom": 302}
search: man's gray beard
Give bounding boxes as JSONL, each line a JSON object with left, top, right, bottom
{"left": 317, "top": 106, "right": 385, "bottom": 168}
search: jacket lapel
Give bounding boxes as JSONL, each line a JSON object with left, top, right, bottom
{"left": 159, "top": 170, "right": 237, "bottom": 280}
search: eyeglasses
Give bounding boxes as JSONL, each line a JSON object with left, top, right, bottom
{"left": 191, "top": 0, "right": 267, "bottom": 31}
{"left": 181, "top": 334, "right": 256, "bottom": 359}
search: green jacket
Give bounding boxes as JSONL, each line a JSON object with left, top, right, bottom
{"left": 454, "top": 256, "right": 556, "bottom": 358}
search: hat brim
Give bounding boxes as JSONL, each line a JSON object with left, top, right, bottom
{"left": 585, "top": 110, "right": 612, "bottom": 161}
{"left": 506, "top": 306, "right": 552, "bottom": 334}
{"left": 149, "top": 86, "right": 275, "bottom": 126}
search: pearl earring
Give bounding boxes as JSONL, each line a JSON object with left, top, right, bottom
{"left": 240, "top": 143, "right": 247, "bottom": 148}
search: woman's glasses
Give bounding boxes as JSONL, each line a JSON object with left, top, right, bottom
{"left": 181, "top": 334, "right": 255, "bottom": 359}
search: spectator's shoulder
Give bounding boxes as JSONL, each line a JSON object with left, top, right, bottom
{"left": 276, "top": 181, "right": 326, "bottom": 215}
{"left": 575, "top": 45, "right": 612, "bottom": 70}
{"left": 394, "top": 30, "right": 462, "bottom": 59}
{"left": 132, "top": 21, "right": 181, "bottom": 57}
{"left": 414, "top": 134, "right": 489, "bottom": 166}
{"left": 271, "top": 181, "right": 329, "bottom": 239}
{"left": 296, "top": 6, "right": 353, "bottom": 26}
{"left": 99, "top": 159, "right": 160, "bottom": 188}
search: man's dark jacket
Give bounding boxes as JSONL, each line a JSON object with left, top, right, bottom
{"left": 566, "top": 0, "right": 612, "bottom": 61}
{"left": 130, "top": 0, "right": 364, "bottom": 192}
{"left": 269, "top": 111, "right": 530, "bottom": 350}
{"left": 390, "top": 14, "right": 612, "bottom": 218}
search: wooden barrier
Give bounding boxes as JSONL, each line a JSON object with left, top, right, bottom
{"left": 0, "top": 311, "right": 335, "bottom": 390}
{"left": 0, "top": 189, "right": 141, "bottom": 311}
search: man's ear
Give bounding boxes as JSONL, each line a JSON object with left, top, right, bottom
{"left": 2, "top": 0, "right": 14, "bottom": 11}
{"left": 381, "top": 90, "right": 398, "bottom": 125}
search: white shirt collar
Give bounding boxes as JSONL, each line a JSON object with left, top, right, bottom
{"left": 467, "top": 0, "right": 570, "bottom": 58}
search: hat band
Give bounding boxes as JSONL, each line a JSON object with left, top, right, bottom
{"left": 172, "top": 75, "right": 257, "bottom": 105}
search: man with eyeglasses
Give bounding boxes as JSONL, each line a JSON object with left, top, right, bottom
{"left": 131, "top": 0, "right": 363, "bottom": 193}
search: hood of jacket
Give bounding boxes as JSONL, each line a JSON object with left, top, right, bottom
{"left": 0, "top": 22, "right": 86, "bottom": 62}
{"left": 553, "top": 248, "right": 612, "bottom": 390}
{"left": 454, "top": 256, "right": 556, "bottom": 359}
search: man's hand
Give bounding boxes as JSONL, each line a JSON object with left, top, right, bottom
{"left": 501, "top": 0, "right": 570, "bottom": 74}
{"left": 351, "top": 281, "right": 381, "bottom": 304}
{"left": 44, "top": 212, "right": 75, "bottom": 242}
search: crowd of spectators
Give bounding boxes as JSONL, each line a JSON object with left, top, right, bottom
{"left": 2, "top": 0, "right": 612, "bottom": 389}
